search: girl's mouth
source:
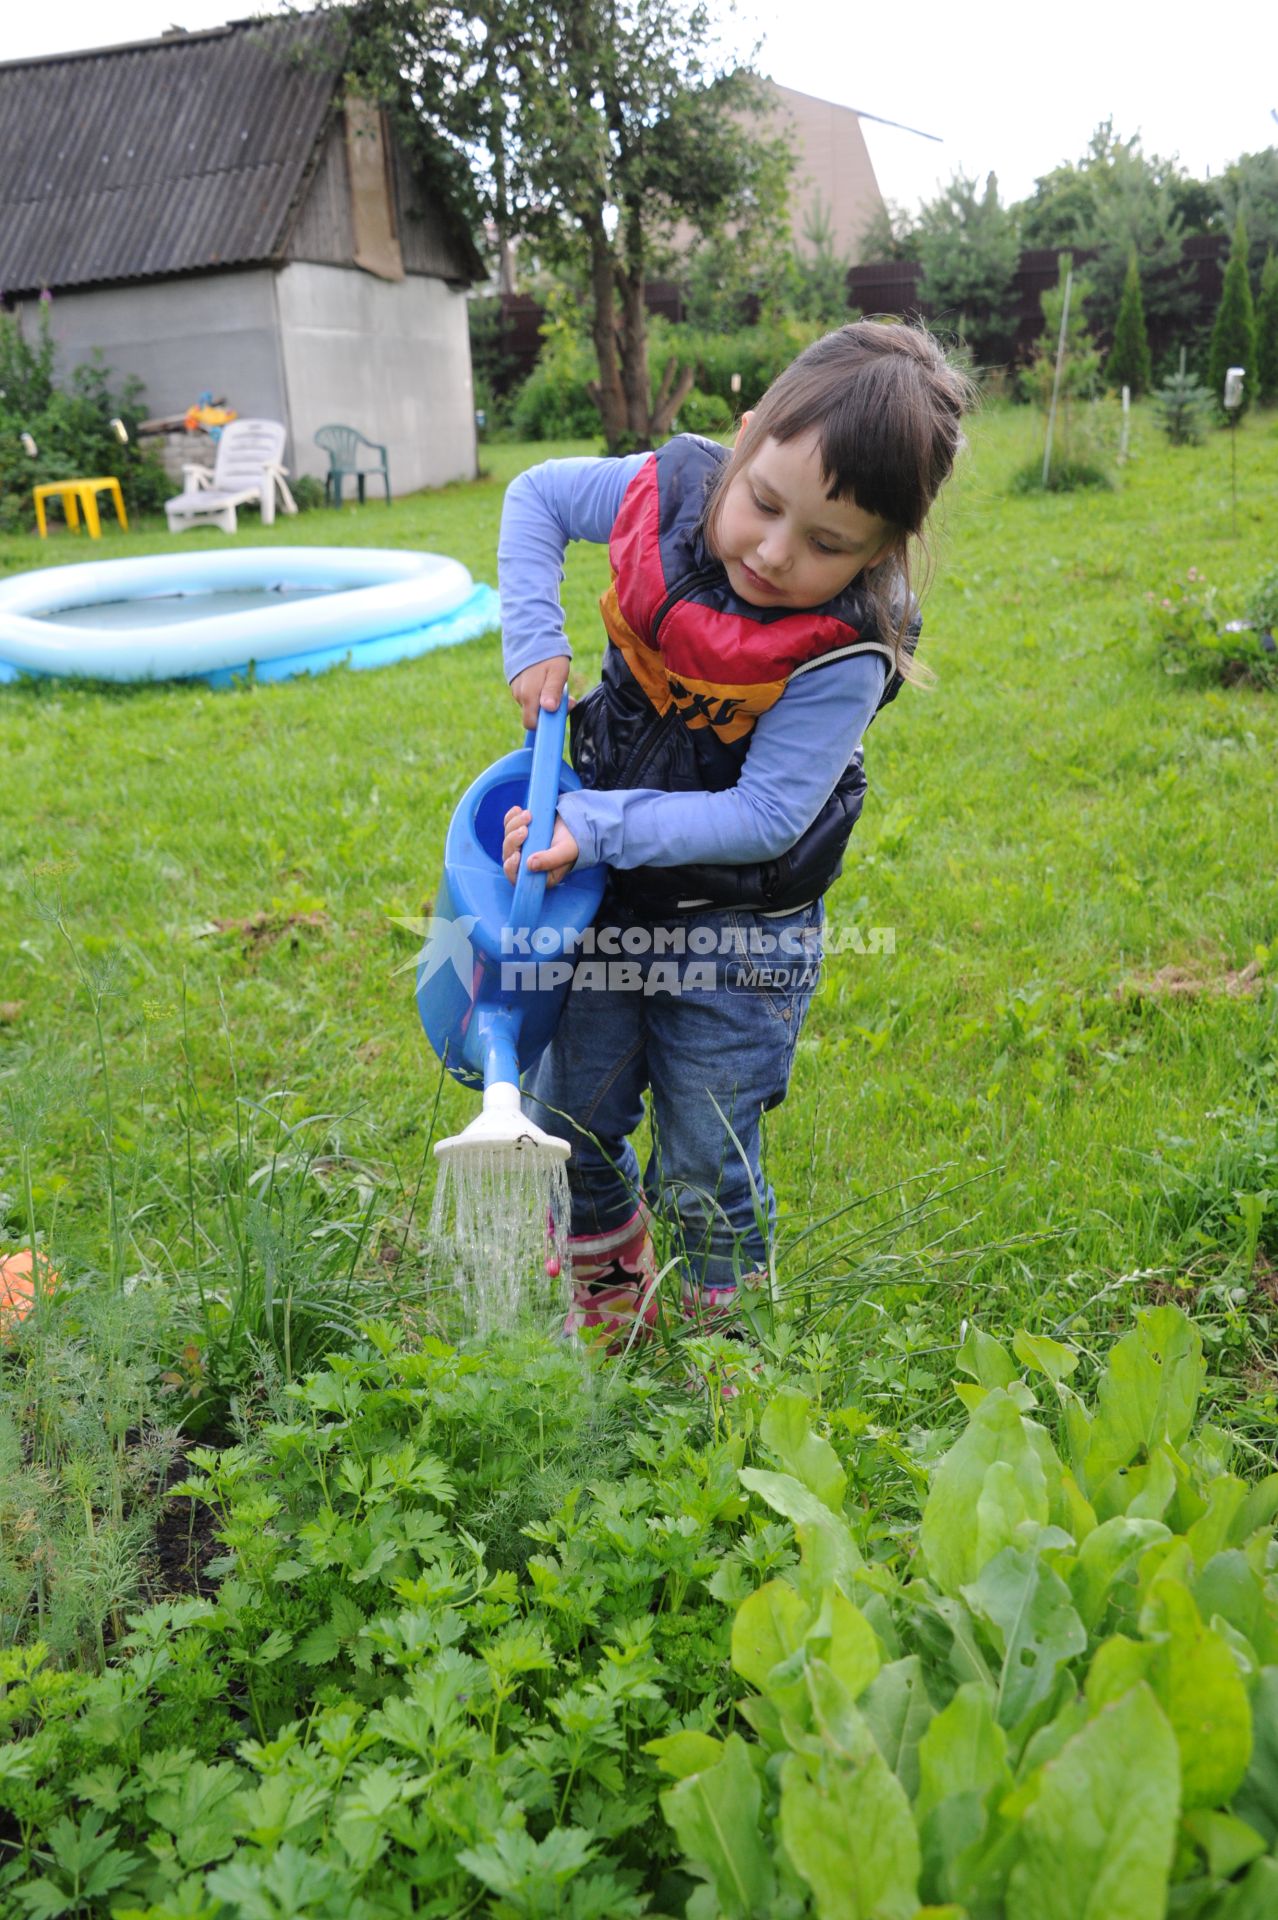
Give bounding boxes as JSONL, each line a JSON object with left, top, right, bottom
{"left": 739, "top": 561, "right": 784, "bottom": 597}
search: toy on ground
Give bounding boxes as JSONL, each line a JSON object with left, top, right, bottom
{"left": 0, "top": 1249, "right": 58, "bottom": 1337}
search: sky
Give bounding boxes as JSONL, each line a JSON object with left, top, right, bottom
{"left": 4, "top": 0, "right": 1276, "bottom": 213}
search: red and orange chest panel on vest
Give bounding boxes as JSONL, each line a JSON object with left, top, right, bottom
{"left": 600, "top": 437, "right": 891, "bottom": 746}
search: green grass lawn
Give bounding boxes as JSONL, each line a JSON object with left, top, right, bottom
{"left": 2, "top": 407, "right": 1276, "bottom": 1407}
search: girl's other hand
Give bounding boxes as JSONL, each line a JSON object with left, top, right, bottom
{"left": 510, "top": 656, "right": 574, "bottom": 730}
{"left": 502, "top": 806, "right": 580, "bottom": 888}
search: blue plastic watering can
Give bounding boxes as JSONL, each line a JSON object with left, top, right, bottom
{"left": 417, "top": 699, "right": 605, "bottom": 1158}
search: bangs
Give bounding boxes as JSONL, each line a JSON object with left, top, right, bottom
{"left": 765, "top": 359, "right": 939, "bottom": 534}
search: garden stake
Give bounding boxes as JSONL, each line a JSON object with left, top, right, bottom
{"left": 1042, "top": 264, "right": 1073, "bottom": 490}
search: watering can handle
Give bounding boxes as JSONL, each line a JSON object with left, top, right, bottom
{"left": 509, "top": 697, "right": 569, "bottom": 936}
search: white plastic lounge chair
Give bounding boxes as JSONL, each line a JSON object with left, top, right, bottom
{"left": 165, "top": 419, "right": 298, "bottom": 534}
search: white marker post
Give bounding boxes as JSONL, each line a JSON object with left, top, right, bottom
{"left": 1119, "top": 384, "right": 1131, "bottom": 465}
{"left": 1042, "top": 266, "right": 1073, "bottom": 490}
{"left": 1224, "top": 366, "right": 1244, "bottom": 532}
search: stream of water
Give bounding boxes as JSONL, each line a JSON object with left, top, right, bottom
{"left": 429, "top": 1149, "right": 572, "bottom": 1340}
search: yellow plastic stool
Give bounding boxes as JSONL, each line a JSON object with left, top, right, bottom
{"left": 33, "top": 476, "right": 129, "bottom": 539}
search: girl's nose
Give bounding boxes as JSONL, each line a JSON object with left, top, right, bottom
{"left": 757, "top": 527, "right": 791, "bottom": 571}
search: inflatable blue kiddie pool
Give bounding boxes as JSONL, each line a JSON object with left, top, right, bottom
{"left": 0, "top": 548, "right": 500, "bottom": 687}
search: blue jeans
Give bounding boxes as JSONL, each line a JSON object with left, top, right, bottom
{"left": 524, "top": 893, "right": 823, "bottom": 1291}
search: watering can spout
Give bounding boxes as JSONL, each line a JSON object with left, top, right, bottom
{"left": 435, "top": 1078, "right": 570, "bottom": 1166}
{"left": 434, "top": 1006, "right": 571, "bottom": 1164}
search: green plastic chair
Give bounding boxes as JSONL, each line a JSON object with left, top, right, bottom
{"left": 314, "top": 424, "right": 391, "bottom": 507}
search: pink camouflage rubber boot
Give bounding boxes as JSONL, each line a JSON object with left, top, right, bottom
{"left": 564, "top": 1206, "right": 662, "bottom": 1347}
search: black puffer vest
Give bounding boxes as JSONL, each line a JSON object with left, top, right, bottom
{"left": 570, "top": 435, "right": 918, "bottom": 914}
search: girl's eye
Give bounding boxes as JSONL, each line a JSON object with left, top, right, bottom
{"left": 813, "top": 540, "right": 842, "bottom": 556}
{"left": 751, "top": 494, "right": 777, "bottom": 515}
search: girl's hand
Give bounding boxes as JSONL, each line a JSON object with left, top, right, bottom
{"left": 503, "top": 806, "right": 580, "bottom": 888}
{"left": 510, "top": 657, "right": 574, "bottom": 730}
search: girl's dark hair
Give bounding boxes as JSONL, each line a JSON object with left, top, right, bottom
{"left": 704, "top": 320, "right": 974, "bottom": 679}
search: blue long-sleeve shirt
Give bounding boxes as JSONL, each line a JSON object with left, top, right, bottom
{"left": 497, "top": 455, "right": 888, "bottom": 873}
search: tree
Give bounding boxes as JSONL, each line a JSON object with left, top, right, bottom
{"left": 340, "top": 0, "right": 793, "bottom": 451}
{"left": 1014, "top": 122, "right": 1195, "bottom": 338}
{"left": 855, "top": 197, "right": 920, "bottom": 264}
{"left": 1208, "top": 216, "right": 1258, "bottom": 419}
{"left": 1105, "top": 251, "right": 1152, "bottom": 393}
{"left": 915, "top": 171, "right": 1019, "bottom": 367}
{"left": 1215, "top": 149, "right": 1278, "bottom": 277}
{"left": 1256, "top": 250, "right": 1278, "bottom": 406}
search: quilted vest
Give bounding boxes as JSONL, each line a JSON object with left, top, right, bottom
{"left": 569, "top": 434, "right": 917, "bottom": 914}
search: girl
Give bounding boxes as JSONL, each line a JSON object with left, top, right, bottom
{"left": 496, "top": 322, "right": 969, "bottom": 1339}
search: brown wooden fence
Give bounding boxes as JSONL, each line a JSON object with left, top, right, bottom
{"left": 486, "top": 237, "right": 1229, "bottom": 389}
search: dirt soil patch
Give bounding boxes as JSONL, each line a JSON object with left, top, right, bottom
{"left": 1116, "top": 959, "right": 1264, "bottom": 1002}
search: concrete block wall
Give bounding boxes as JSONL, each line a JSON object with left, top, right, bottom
{"left": 274, "top": 262, "right": 477, "bottom": 495}
{"left": 37, "top": 263, "right": 478, "bottom": 499}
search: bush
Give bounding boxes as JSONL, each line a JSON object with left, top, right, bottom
{"left": 670, "top": 387, "right": 732, "bottom": 435}
{"left": 508, "top": 301, "right": 602, "bottom": 441}
{"left": 1010, "top": 455, "right": 1113, "bottom": 495}
{"left": 1245, "top": 562, "right": 1278, "bottom": 635}
{"left": 1148, "top": 566, "right": 1278, "bottom": 690}
{"left": 291, "top": 474, "right": 327, "bottom": 512}
{"left": 0, "top": 305, "right": 169, "bottom": 525}
{"left": 505, "top": 310, "right": 829, "bottom": 443}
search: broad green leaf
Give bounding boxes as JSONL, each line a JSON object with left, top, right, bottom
{"left": 1124, "top": 1444, "right": 1178, "bottom": 1521}
{"left": 1182, "top": 1808, "right": 1266, "bottom": 1879}
{"left": 1229, "top": 1471, "right": 1278, "bottom": 1546}
{"left": 961, "top": 1546, "right": 1087, "bottom": 1731}
{"left": 1195, "top": 1550, "right": 1278, "bottom": 1663}
{"left": 1211, "top": 1855, "right": 1278, "bottom": 1920}
{"left": 739, "top": 1468, "right": 864, "bottom": 1590}
{"left": 1186, "top": 1475, "right": 1249, "bottom": 1565}
{"left": 799, "top": 1661, "right": 880, "bottom": 1764}
{"left": 1070, "top": 1515, "right": 1170, "bottom": 1631}
{"left": 731, "top": 1579, "right": 809, "bottom": 1691}
{"left": 659, "top": 1733, "right": 774, "bottom": 1920}
{"left": 779, "top": 1750, "right": 920, "bottom": 1920}
{"left": 1012, "top": 1331, "right": 1078, "bottom": 1383}
{"left": 1233, "top": 1666, "right": 1278, "bottom": 1845}
{"left": 860, "top": 1656, "right": 934, "bottom": 1799}
{"left": 645, "top": 1731, "right": 724, "bottom": 1780}
{"left": 1005, "top": 1683, "right": 1179, "bottom": 1920}
{"left": 1082, "top": 1307, "right": 1204, "bottom": 1493}
{"left": 920, "top": 1392, "right": 1049, "bottom": 1597}
{"left": 957, "top": 1325, "right": 1017, "bottom": 1390}
{"left": 915, "top": 1683, "right": 1010, "bottom": 1825}
{"left": 1086, "top": 1633, "right": 1152, "bottom": 1708}
{"left": 1140, "top": 1576, "right": 1253, "bottom": 1808}
{"left": 761, "top": 1390, "right": 848, "bottom": 1511}
{"left": 809, "top": 1587, "right": 880, "bottom": 1704}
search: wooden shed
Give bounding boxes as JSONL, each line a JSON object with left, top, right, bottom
{"left": 0, "top": 14, "right": 484, "bottom": 494}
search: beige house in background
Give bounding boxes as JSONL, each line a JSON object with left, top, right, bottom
{"left": 664, "top": 78, "right": 892, "bottom": 270}
{"left": 763, "top": 81, "right": 887, "bottom": 263}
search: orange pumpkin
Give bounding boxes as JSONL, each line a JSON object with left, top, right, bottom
{"left": 0, "top": 1249, "right": 57, "bottom": 1334}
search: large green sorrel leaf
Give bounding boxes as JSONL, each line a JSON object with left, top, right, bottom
{"left": 1005, "top": 1683, "right": 1179, "bottom": 1920}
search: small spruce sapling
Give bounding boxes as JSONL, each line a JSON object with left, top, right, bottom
{"left": 1153, "top": 349, "right": 1214, "bottom": 446}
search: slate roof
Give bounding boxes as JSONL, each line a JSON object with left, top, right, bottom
{"left": 0, "top": 14, "right": 350, "bottom": 297}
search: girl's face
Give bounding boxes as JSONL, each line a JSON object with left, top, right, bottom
{"left": 713, "top": 427, "right": 893, "bottom": 611}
